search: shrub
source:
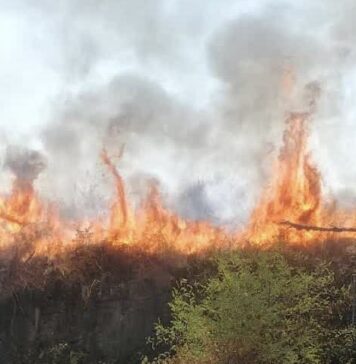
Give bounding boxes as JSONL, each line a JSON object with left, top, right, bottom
{"left": 148, "top": 250, "right": 355, "bottom": 364}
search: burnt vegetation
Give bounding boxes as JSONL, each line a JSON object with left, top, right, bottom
{"left": 0, "top": 227, "right": 355, "bottom": 364}
{"left": 0, "top": 226, "right": 184, "bottom": 363}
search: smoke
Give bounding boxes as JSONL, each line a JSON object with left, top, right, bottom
{"left": 4, "top": 146, "right": 46, "bottom": 183}
{"left": 1, "top": 0, "right": 356, "bottom": 224}
{"left": 3, "top": 146, "right": 47, "bottom": 195}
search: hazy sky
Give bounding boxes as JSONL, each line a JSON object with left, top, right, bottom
{"left": 1, "top": 0, "right": 356, "bottom": 224}
{"left": 0, "top": 0, "right": 256, "bottom": 135}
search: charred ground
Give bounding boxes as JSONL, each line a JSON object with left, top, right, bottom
{"left": 0, "top": 237, "right": 354, "bottom": 364}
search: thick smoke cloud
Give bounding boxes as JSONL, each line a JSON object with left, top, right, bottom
{"left": 5, "top": 146, "right": 46, "bottom": 183}
{"left": 1, "top": 0, "right": 356, "bottom": 224}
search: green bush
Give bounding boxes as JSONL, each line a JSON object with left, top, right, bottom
{"left": 147, "top": 250, "right": 355, "bottom": 364}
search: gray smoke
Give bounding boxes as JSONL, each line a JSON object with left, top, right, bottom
{"left": 1, "top": 0, "right": 356, "bottom": 224}
{"left": 4, "top": 146, "right": 46, "bottom": 183}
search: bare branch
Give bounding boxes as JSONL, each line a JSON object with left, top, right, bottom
{"left": 279, "top": 220, "right": 356, "bottom": 233}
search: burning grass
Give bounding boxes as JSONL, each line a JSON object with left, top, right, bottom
{"left": 0, "top": 233, "right": 354, "bottom": 364}
{"left": 0, "top": 226, "right": 198, "bottom": 300}
{"left": 0, "top": 84, "right": 355, "bottom": 362}
{"left": 1, "top": 89, "right": 356, "bottom": 266}
{"left": 0, "top": 85, "right": 356, "bottom": 284}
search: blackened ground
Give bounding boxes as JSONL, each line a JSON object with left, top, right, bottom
{"left": 0, "top": 243, "right": 192, "bottom": 363}
{"left": 0, "top": 239, "right": 354, "bottom": 363}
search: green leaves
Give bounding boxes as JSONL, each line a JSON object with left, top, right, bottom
{"left": 148, "top": 250, "right": 355, "bottom": 364}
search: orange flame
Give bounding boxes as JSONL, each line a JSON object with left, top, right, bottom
{"left": 0, "top": 147, "right": 226, "bottom": 257}
{"left": 245, "top": 108, "right": 356, "bottom": 245}
{"left": 0, "top": 88, "right": 356, "bottom": 258}
{"left": 245, "top": 111, "right": 323, "bottom": 244}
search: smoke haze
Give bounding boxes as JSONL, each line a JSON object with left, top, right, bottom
{"left": 1, "top": 0, "right": 356, "bottom": 225}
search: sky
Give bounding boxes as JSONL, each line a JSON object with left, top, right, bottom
{"left": 1, "top": 0, "right": 356, "bottom": 225}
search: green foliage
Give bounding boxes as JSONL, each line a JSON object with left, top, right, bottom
{"left": 148, "top": 250, "right": 355, "bottom": 364}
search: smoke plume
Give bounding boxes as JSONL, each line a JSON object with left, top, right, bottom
{"left": 4, "top": 146, "right": 46, "bottom": 183}
{"left": 1, "top": 0, "right": 356, "bottom": 224}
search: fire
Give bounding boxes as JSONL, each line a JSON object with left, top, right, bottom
{"left": 245, "top": 108, "right": 356, "bottom": 245}
{"left": 0, "top": 149, "right": 226, "bottom": 257}
{"left": 103, "top": 153, "right": 227, "bottom": 253}
{"left": 245, "top": 110, "right": 323, "bottom": 244}
{"left": 0, "top": 88, "right": 356, "bottom": 258}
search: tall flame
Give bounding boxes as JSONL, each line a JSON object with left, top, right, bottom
{"left": 246, "top": 108, "right": 356, "bottom": 245}
{"left": 0, "top": 92, "right": 356, "bottom": 258}
{"left": 245, "top": 111, "right": 323, "bottom": 244}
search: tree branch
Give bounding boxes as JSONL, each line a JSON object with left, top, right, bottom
{"left": 279, "top": 220, "right": 356, "bottom": 233}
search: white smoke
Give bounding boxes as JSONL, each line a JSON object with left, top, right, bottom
{"left": 1, "top": 0, "right": 356, "bottom": 225}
